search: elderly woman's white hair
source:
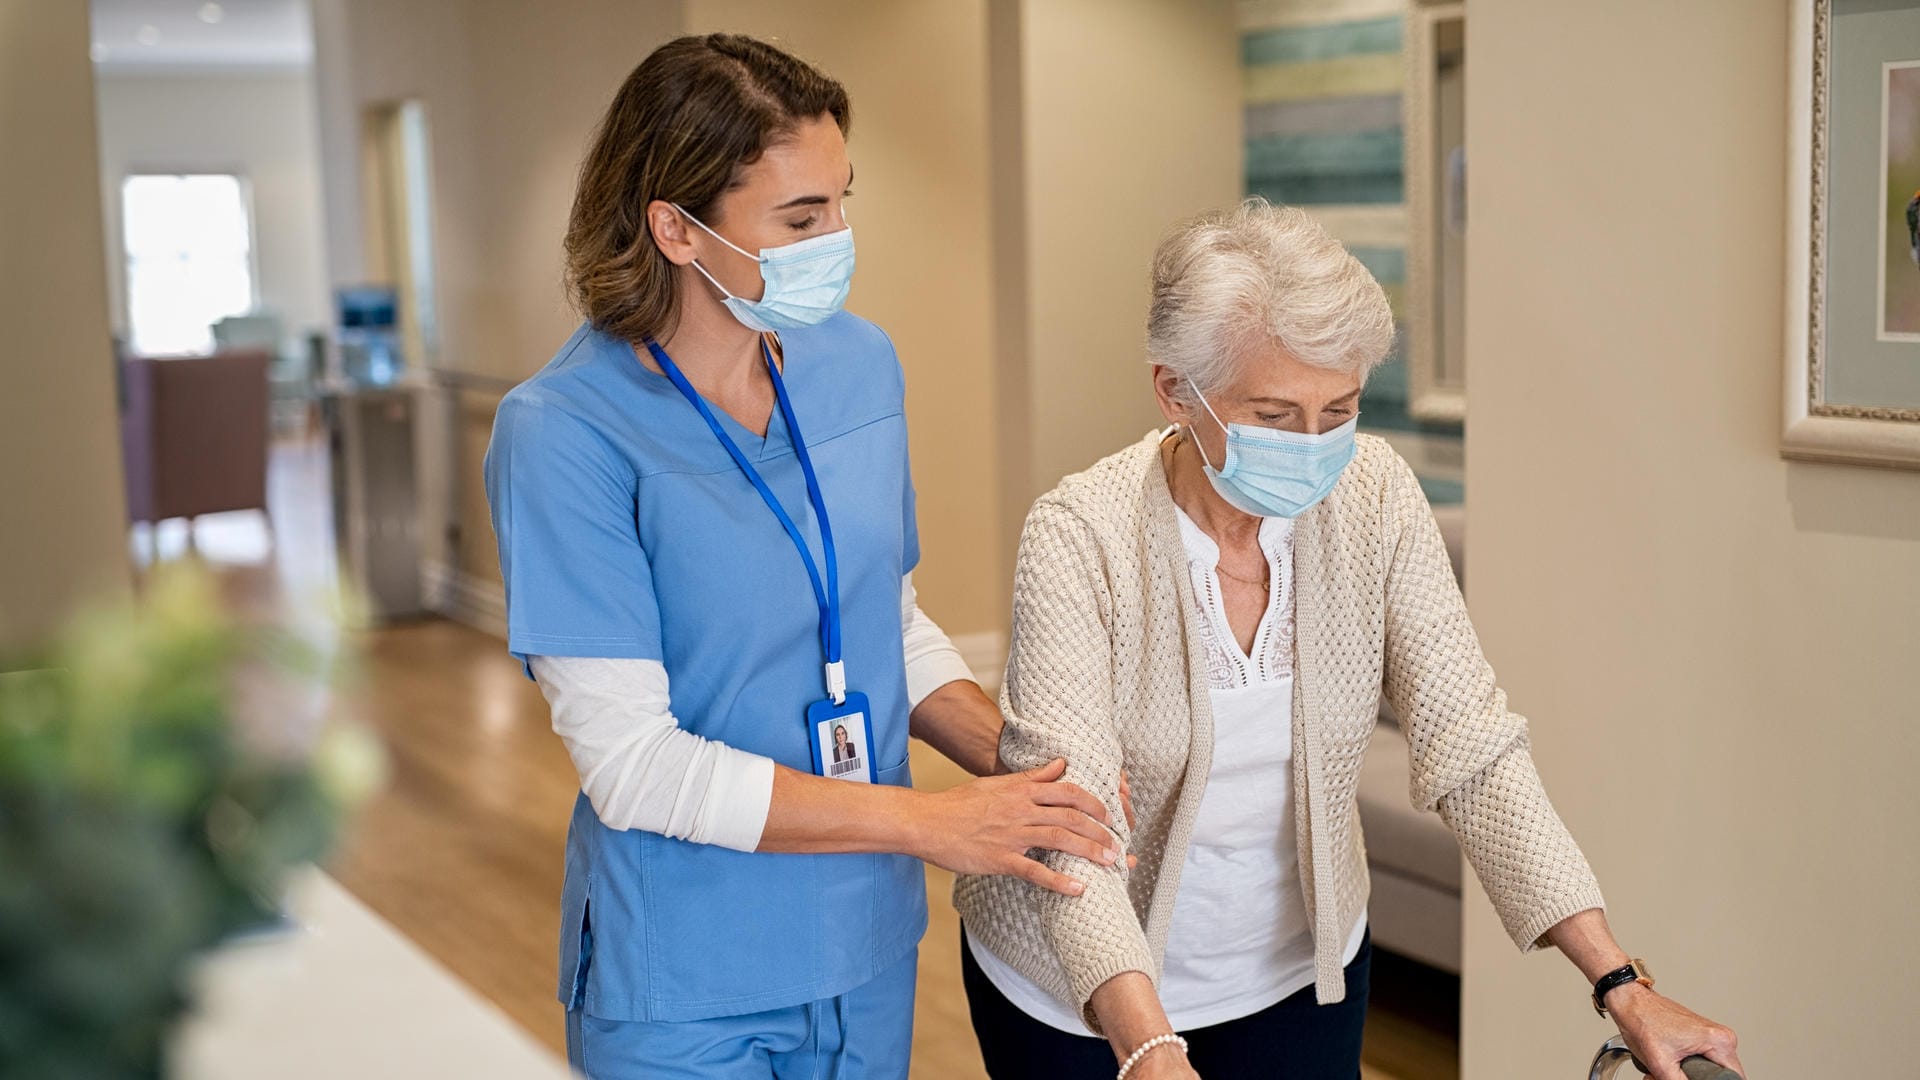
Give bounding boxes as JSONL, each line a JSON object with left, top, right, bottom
{"left": 1147, "top": 197, "right": 1395, "bottom": 402}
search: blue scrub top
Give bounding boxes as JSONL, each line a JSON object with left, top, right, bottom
{"left": 482, "top": 312, "right": 928, "bottom": 1023}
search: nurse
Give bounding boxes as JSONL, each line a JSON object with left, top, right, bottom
{"left": 482, "top": 34, "right": 1120, "bottom": 1079}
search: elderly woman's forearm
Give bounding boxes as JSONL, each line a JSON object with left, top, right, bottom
{"left": 1089, "top": 971, "right": 1175, "bottom": 1062}
{"left": 1545, "top": 907, "right": 1633, "bottom": 982}
{"left": 1433, "top": 741, "right": 1607, "bottom": 949}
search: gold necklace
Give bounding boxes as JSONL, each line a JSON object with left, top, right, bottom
{"left": 1214, "top": 561, "right": 1270, "bottom": 588}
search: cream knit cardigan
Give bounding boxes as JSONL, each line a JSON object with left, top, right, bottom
{"left": 953, "top": 431, "right": 1605, "bottom": 1030}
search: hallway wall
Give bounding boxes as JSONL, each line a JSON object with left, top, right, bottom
{"left": 310, "top": 1, "right": 1242, "bottom": 648}
{"left": 1001, "top": 0, "right": 1243, "bottom": 522}
{"left": 1462, "top": 2, "right": 1920, "bottom": 1074}
{"left": 309, "top": 0, "right": 682, "bottom": 608}
{"left": 0, "top": 4, "right": 131, "bottom": 652}
{"left": 686, "top": 0, "right": 1004, "bottom": 640}
{"left": 93, "top": 71, "right": 332, "bottom": 351}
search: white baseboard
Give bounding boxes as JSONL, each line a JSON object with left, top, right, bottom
{"left": 423, "top": 560, "right": 508, "bottom": 640}
{"left": 950, "top": 630, "right": 1009, "bottom": 696}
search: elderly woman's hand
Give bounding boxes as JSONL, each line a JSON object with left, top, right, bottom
{"left": 1610, "top": 984, "right": 1744, "bottom": 1080}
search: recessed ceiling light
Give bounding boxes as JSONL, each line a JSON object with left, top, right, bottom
{"left": 136, "top": 24, "right": 161, "bottom": 46}
{"left": 199, "top": 3, "right": 225, "bottom": 23}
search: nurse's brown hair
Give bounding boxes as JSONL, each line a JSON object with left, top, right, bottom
{"left": 564, "top": 34, "right": 850, "bottom": 345}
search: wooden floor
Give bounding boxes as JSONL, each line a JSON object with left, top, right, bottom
{"left": 165, "top": 437, "right": 1459, "bottom": 1079}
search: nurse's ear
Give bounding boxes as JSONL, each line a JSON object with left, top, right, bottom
{"left": 646, "top": 199, "right": 699, "bottom": 266}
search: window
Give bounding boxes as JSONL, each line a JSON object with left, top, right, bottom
{"left": 121, "top": 173, "right": 256, "bottom": 356}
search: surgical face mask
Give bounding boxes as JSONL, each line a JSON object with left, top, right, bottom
{"left": 675, "top": 205, "right": 855, "bottom": 332}
{"left": 1185, "top": 377, "right": 1358, "bottom": 519}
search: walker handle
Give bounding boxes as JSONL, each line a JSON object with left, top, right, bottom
{"left": 1680, "top": 1055, "right": 1741, "bottom": 1080}
{"left": 1592, "top": 1036, "right": 1743, "bottom": 1080}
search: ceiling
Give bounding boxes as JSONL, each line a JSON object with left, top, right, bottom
{"left": 90, "top": 0, "right": 313, "bottom": 72}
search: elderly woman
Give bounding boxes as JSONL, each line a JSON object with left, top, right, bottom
{"left": 953, "top": 200, "right": 1742, "bottom": 1080}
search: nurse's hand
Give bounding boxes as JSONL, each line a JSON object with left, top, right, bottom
{"left": 993, "top": 755, "right": 1136, "bottom": 842}
{"left": 912, "top": 758, "right": 1120, "bottom": 896}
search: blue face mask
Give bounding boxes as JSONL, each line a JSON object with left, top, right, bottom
{"left": 676, "top": 205, "right": 855, "bottom": 332}
{"left": 1186, "top": 377, "right": 1358, "bottom": 519}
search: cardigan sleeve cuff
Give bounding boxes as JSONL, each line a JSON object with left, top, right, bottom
{"left": 1034, "top": 860, "right": 1156, "bottom": 1036}
{"left": 1511, "top": 883, "right": 1608, "bottom": 952}
{"left": 1068, "top": 940, "right": 1158, "bottom": 1035}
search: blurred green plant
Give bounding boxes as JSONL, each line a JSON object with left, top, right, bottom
{"left": 0, "top": 565, "right": 383, "bottom": 1079}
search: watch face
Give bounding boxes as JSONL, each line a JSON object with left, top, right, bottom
{"left": 1632, "top": 959, "right": 1654, "bottom": 984}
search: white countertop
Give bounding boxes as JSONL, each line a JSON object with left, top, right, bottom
{"left": 171, "top": 868, "right": 575, "bottom": 1080}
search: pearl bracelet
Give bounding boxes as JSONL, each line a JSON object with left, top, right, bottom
{"left": 1115, "top": 1033, "right": 1189, "bottom": 1080}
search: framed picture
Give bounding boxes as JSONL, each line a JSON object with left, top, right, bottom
{"left": 1785, "top": 0, "right": 1920, "bottom": 468}
{"left": 1878, "top": 59, "right": 1920, "bottom": 341}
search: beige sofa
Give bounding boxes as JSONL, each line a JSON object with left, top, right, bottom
{"left": 1357, "top": 502, "right": 1467, "bottom": 974}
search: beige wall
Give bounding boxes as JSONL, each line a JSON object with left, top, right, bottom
{"left": 461, "top": 1, "right": 688, "bottom": 378}
{"left": 0, "top": 4, "right": 131, "bottom": 650}
{"left": 310, "top": 0, "right": 480, "bottom": 311}
{"left": 1000, "top": 0, "right": 1242, "bottom": 563}
{"left": 1463, "top": 2, "right": 1920, "bottom": 1075}
{"left": 454, "top": 0, "right": 685, "bottom": 587}
{"left": 686, "top": 0, "right": 1003, "bottom": 636}
{"left": 310, "top": 0, "right": 483, "bottom": 583}
{"left": 93, "top": 72, "right": 332, "bottom": 350}
{"left": 686, "top": 0, "right": 1242, "bottom": 637}
{"left": 310, "top": 1, "right": 1242, "bottom": 645}
{"left": 310, "top": 0, "right": 683, "bottom": 588}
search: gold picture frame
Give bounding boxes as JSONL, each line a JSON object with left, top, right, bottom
{"left": 1784, "top": 0, "right": 1920, "bottom": 468}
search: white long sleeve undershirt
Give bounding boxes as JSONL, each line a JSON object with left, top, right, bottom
{"left": 530, "top": 573, "right": 976, "bottom": 852}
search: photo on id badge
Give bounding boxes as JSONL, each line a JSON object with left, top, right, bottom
{"left": 807, "top": 694, "right": 874, "bottom": 783}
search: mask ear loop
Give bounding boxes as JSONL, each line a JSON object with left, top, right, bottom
{"left": 1184, "top": 376, "right": 1229, "bottom": 471}
{"left": 673, "top": 204, "right": 764, "bottom": 262}
{"left": 673, "top": 204, "right": 765, "bottom": 303}
{"left": 684, "top": 258, "right": 739, "bottom": 302}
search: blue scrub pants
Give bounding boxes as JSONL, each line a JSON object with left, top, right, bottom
{"left": 566, "top": 947, "right": 919, "bottom": 1080}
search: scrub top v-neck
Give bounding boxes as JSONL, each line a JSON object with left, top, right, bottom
{"left": 483, "top": 311, "right": 927, "bottom": 1023}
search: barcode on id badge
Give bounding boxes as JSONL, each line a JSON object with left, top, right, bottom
{"left": 829, "top": 757, "right": 863, "bottom": 777}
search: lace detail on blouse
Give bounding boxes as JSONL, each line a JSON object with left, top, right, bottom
{"left": 1173, "top": 507, "right": 1294, "bottom": 690}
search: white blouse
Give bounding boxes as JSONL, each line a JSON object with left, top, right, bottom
{"left": 967, "top": 505, "right": 1365, "bottom": 1034}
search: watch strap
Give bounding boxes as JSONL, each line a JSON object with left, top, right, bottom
{"left": 1592, "top": 959, "right": 1652, "bottom": 1017}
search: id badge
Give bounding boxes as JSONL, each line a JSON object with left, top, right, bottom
{"left": 806, "top": 691, "right": 875, "bottom": 783}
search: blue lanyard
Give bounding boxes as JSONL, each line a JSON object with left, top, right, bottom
{"left": 645, "top": 337, "right": 847, "bottom": 703}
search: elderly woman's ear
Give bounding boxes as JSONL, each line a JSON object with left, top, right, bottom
{"left": 1150, "top": 365, "right": 1205, "bottom": 431}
